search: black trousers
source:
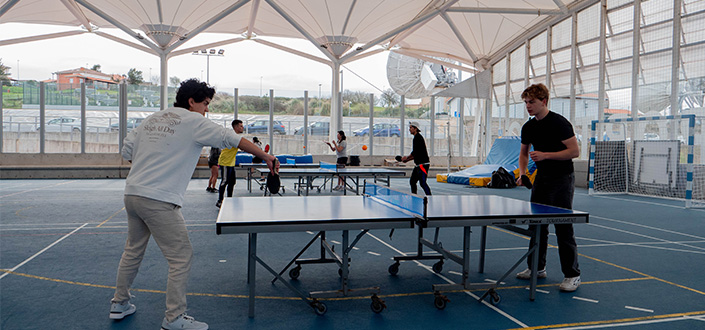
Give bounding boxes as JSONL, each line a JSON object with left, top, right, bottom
{"left": 527, "top": 173, "right": 580, "bottom": 278}
{"left": 410, "top": 164, "right": 432, "bottom": 195}
{"left": 218, "top": 166, "right": 236, "bottom": 202}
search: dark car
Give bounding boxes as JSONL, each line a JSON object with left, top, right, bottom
{"left": 294, "top": 121, "right": 330, "bottom": 136}
{"left": 353, "top": 123, "right": 400, "bottom": 137}
{"left": 109, "top": 117, "right": 144, "bottom": 132}
{"left": 246, "top": 120, "right": 286, "bottom": 135}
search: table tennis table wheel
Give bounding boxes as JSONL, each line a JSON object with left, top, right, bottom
{"left": 289, "top": 266, "right": 301, "bottom": 280}
{"left": 370, "top": 294, "right": 386, "bottom": 313}
{"left": 388, "top": 262, "right": 400, "bottom": 276}
{"left": 312, "top": 301, "right": 327, "bottom": 316}
{"left": 432, "top": 261, "right": 444, "bottom": 273}
{"left": 488, "top": 290, "right": 501, "bottom": 305}
{"left": 433, "top": 292, "right": 449, "bottom": 310}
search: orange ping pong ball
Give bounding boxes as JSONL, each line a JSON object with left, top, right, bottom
{"left": 362, "top": 145, "right": 368, "bottom": 151}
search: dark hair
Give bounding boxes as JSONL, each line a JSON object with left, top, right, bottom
{"left": 521, "top": 83, "right": 549, "bottom": 102}
{"left": 173, "top": 79, "right": 216, "bottom": 109}
{"left": 253, "top": 137, "right": 260, "bottom": 143}
{"left": 232, "top": 119, "right": 243, "bottom": 128}
{"left": 337, "top": 130, "right": 346, "bottom": 141}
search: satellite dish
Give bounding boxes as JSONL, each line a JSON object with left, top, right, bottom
{"left": 386, "top": 51, "right": 439, "bottom": 99}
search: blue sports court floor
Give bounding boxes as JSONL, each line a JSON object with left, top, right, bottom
{"left": 1, "top": 176, "right": 704, "bottom": 329}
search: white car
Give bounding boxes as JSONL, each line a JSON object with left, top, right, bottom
{"left": 37, "top": 117, "right": 82, "bottom": 132}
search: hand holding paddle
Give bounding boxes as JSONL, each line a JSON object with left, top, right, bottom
{"left": 395, "top": 155, "right": 402, "bottom": 162}
{"left": 520, "top": 174, "right": 532, "bottom": 189}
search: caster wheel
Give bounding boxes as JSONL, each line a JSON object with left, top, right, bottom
{"left": 388, "top": 262, "right": 400, "bottom": 276}
{"left": 432, "top": 261, "right": 443, "bottom": 273}
{"left": 434, "top": 295, "right": 447, "bottom": 310}
{"left": 313, "top": 301, "right": 327, "bottom": 315}
{"left": 490, "top": 291, "right": 501, "bottom": 305}
{"left": 370, "top": 295, "right": 386, "bottom": 313}
{"left": 289, "top": 266, "right": 301, "bottom": 280}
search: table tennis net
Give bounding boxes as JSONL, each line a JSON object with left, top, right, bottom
{"left": 320, "top": 162, "right": 338, "bottom": 171}
{"left": 364, "top": 182, "right": 426, "bottom": 218}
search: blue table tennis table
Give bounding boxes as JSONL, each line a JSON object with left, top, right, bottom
{"left": 216, "top": 183, "right": 589, "bottom": 317}
{"left": 257, "top": 162, "right": 406, "bottom": 196}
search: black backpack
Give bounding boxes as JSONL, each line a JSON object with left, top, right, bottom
{"left": 487, "top": 167, "right": 517, "bottom": 189}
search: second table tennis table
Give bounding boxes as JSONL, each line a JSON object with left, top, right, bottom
{"left": 257, "top": 162, "right": 406, "bottom": 196}
{"left": 216, "top": 183, "right": 589, "bottom": 317}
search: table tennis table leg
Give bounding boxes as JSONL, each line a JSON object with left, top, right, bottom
{"left": 479, "top": 226, "right": 487, "bottom": 273}
{"left": 529, "top": 225, "right": 540, "bottom": 301}
{"left": 248, "top": 233, "right": 257, "bottom": 318}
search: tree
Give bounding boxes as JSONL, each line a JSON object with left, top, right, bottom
{"left": 90, "top": 64, "right": 101, "bottom": 72}
{"left": 126, "top": 68, "right": 144, "bottom": 85}
{"left": 169, "top": 76, "right": 181, "bottom": 88}
{"left": 381, "top": 88, "right": 399, "bottom": 110}
{"left": 0, "top": 58, "right": 10, "bottom": 85}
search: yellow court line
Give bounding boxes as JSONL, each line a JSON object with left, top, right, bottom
{"left": 97, "top": 207, "right": 125, "bottom": 227}
{"left": 505, "top": 310, "right": 705, "bottom": 330}
{"left": 14, "top": 206, "right": 34, "bottom": 218}
{"left": 0, "top": 180, "right": 77, "bottom": 199}
{"left": 489, "top": 226, "right": 705, "bottom": 296}
{"left": 0, "top": 268, "right": 652, "bottom": 303}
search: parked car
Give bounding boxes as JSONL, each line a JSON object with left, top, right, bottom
{"left": 353, "top": 123, "right": 401, "bottom": 137}
{"left": 294, "top": 121, "right": 330, "bottom": 136}
{"left": 246, "top": 120, "right": 286, "bottom": 135}
{"left": 109, "top": 117, "right": 144, "bottom": 132}
{"left": 37, "top": 117, "right": 81, "bottom": 132}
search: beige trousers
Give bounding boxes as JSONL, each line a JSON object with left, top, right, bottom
{"left": 112, "top": 195, "right": 193, "bottom": 322}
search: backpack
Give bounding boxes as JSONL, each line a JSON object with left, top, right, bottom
{"left": 487, "top": 167, "right": 517, "bottom": 189}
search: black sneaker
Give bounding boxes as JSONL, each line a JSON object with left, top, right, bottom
{"left": 215, "top": 200, "right": 222, "bottom": 208}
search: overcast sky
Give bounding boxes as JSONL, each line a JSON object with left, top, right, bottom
{"left": 1, "top": 23, "right": 393, "bottom": 98}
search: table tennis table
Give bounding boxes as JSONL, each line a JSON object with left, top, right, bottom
{"left": 216, "top": 182, "right": 589, "bottom": 317}
{"left": 257, "top": 162, "right": 406, "bottom": 196}
{"left": 239, "top": 162, "right": 321, "bottom": 193}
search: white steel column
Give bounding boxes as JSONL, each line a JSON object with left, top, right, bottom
{"left": 671, "top": 0, "right": 682, "bottom": 115}
{"left": 631, "top": 0, "right": 642, "bottom": 126}
{"left": 430, "top": 96, "right": 435, "bottom": 156}
{"left": 400, "top": 96, "right": 406, "bottom": 155}
{"left": 160, "top": 53, "right": 168, "bottom": 110}
{"left": 330, "top": 62, "right": 341, "bottom": 139}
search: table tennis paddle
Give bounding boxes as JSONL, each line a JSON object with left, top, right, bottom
{"left": 521, "top": 175, "right": 532, "bottom": 189}
{"left": 395, "top": 155, "right": 402, "bottom": 162}
{"left": 267, "top": 171, "right": 280, "bottom": 195}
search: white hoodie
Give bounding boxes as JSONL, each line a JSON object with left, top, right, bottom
{"left": 122, "top": 107, "right": 242, "bottom": 206}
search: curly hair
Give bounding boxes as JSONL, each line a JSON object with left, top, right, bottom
{"left": 173, "top": 79, "right": 216, "bottom": 109}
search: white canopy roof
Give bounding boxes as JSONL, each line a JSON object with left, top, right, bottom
{"left": 1, "top": 0, "right": 586, "bottom": 68}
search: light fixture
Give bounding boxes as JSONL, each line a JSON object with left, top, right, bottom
{"left": 218, "top": 49, "right": 225, "bottom": 55}
{"left": 201, "top": 49, "right": 207, "bottom": 54}
{"left": 209, "top": 49, "right": 216, "bottom": 54}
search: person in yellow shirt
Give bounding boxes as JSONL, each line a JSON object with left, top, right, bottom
{"left": 216, "top": 119, "right": 244, "bottom": 208}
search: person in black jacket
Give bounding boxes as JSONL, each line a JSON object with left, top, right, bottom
{"left": 206, "top": 147, "right": 220, "bottom": 193}
{"left": 401, "top": 121, "right": 431, "bottom": 195}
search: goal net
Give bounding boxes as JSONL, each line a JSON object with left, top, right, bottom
{"left": 589, "top": 115, "right": 704, "bottom": 208}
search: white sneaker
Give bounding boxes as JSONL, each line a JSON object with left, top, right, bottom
{"left": 161, "top": 313, "right": 208, "bottom": 330}
{"left": 559, "top": 276, "right": 581, "bottom": 292}
{"left": 516, "top": 268, "right": 547, "bottom": 280}
{"left": 109, "top": 301, "right": 136, "bottom": 320}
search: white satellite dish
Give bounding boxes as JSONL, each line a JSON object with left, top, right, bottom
{"left": 386, "top": 51, "right": 438, "bottom": 99}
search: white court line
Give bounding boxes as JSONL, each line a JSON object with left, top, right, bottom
{"left": 577, "top": 236, "right": 705, "bottom": 255}
{"left": 0, "top": 180, "right": 77, "bottom": 199}
{"left": 448, "top": 271, "right": 462, "bottom": 276}
{"left": 572, "top": 296, "right": 599, "bottom": 303}
{"left": 591, "top": 215, "right": 705, "bottom": 241}
{"left": 588, "top": 222, "right": 705, "bottom": 253}
{"left": 366, "top": 232, "right": 529, "bottom": 328}
{"left": 484, "top": 279, "right": 506, "bottom": 285}
{"left": 684, "top": 315, "right": 705, "bottom": 322}
{"left": 625, "top": 306, "right": 654, "bottom": 313}
{"left": 331, "top": 240, "right": 341, "bottom": 245}
{"left": 0, "top": 223, "right": 87, "bottom": 280}
{"left": 524, "top": 287, "right": 550, "bottom": 294}
{"left": 584, "top": 193, "right": 705, "bottom": 211}
{"left": 367, "top": 251, "right": 381, "bottom": 256}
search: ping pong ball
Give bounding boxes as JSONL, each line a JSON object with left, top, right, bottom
{"left": 362, "top": 145, "right": 368, "bottom": 150}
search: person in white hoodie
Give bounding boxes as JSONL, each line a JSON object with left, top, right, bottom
{"left": 109, "top": 79, "right": 277, "bottom": 330}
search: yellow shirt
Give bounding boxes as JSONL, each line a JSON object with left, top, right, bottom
{"left": 218, "top": 147, "right": 239, "bottom": 166}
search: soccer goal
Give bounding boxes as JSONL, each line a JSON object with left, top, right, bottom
{"left": 588, "top": 114, "right": 704, "bottom": 208}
